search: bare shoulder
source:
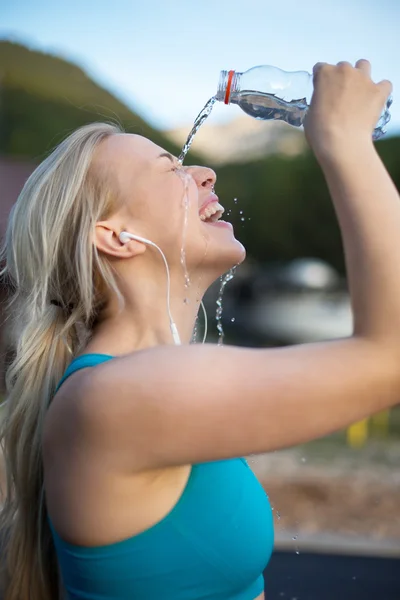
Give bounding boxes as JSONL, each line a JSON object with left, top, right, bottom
{"left": 49, "top": 339, "right": 400, "bottom": 473}
{"left": 42, "top": 362, "right": 196, "bottom": 548}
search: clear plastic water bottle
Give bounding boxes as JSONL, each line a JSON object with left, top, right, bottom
{"left": 216, "top": 65, "right": 392, "bottom": 140}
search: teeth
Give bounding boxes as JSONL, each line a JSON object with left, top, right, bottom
{"left": 199, "top": 202, "right": 225, "bottom": 222}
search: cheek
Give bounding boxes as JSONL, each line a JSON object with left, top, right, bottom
{"left": 151, "top": 183, "right": 188, "bottom": 232}
{"left": 150, "top": 173, "right": 199, "bottom": 253}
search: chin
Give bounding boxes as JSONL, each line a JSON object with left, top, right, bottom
{"left": 189, "top": 229, "right": 246, "bottom": 279}
{"left": 229, "top": 235, "right": 246, "bottom": 261}
{"left": 235, "top": 240, "right": 246, "bottom": 263}
{"left": 214, "top": 238, "right": 246, "bottom": 273}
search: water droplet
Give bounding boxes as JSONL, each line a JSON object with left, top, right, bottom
{"left": 183, "top": 297, "right": 189, "bottom": 304}
{"left": 234, "top": 197, "right": 238, "bottom": 204}
{"left": 231, "top": 317, "right": 235, "bottom": 322}
{"left": 276, "top": 511, "right": 281, "bottom": 520}
{"left": 240, "top": 217, "right": 245, "bottom": 221}
{"left": 295, "top": 548, "right": 300, "bottom": 555}
{"left": 279, "top": 593, "right": 285, "bottom": 597}
{"left": 292, "top": 536, "right": 298, "bottom": 541}
{"left": 352, "top": 576, "right": 357, "bottom": 581}
{"left": 239, "top": 210, "right": 243, "bottom": 214}
{"left": 301, "top": 457, "right": 306, "bottom": 463}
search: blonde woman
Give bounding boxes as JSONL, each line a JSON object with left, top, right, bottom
{"left": 0, "top": 60, "right": 397, "bottom": 600}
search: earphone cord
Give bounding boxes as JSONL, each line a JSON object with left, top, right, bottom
{"left": 152, "top": 244, "right": 208, "bottom": 345}
{"left": 200, "top": 299, "right": 208, "bottom": 344}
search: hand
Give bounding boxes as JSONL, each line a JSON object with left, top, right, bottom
{"left": 304, "top": 60, "right": 392, "bottom": 160}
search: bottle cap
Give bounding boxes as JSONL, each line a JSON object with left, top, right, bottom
{"left": 224, "top": 70, "right": 235, "bottom": 104}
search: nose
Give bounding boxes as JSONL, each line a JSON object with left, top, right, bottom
{"left": 185, "top": 165, "right": 217, "bottom": 191}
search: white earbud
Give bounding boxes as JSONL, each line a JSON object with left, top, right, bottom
{"left": 119, "top": 231, "right": 153, "bottom": 246}
{"left": 119, "top": 231, "right": 208, "bottom": 346}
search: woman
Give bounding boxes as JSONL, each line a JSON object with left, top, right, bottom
{"left": 0, "top": 60, "right": 397, "bottom": 600}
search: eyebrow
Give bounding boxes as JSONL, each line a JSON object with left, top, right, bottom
{"left": 158, "top": 152, "right": 176, "bottom": 162}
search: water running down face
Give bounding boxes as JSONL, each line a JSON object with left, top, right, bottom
{"left": 93, "top": 133, "right": 246, "bottom": 283}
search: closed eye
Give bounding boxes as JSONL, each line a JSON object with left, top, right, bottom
{"left": 157, "top": 152, "right": 184, "bottom": 175}
{"left": 158, "top": 152, "right": 179, "bottom": 168}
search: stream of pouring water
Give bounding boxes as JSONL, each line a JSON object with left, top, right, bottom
{"left": 178, "top": 96, "right": 217, "bottom": 164}
{"left": 178, "top": 96, "right": 241, "bottom": 345}
{"left": 176, "top": 96, "right": 217, "bottom": 323}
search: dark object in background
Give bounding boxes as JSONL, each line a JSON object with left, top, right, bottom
{"left": 265, "top": 550, "right": 400, "bottom": 600}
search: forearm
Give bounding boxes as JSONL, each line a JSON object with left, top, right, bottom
{"left": 319, "top": 138, "right": 400, "bottom": 345}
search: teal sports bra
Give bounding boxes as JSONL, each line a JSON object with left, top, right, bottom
{"left": 49, "top": 354, "right": 274, "bottom": 600}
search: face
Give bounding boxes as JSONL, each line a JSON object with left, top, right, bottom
{"left": 94, "top": 133, "right": 246, "bottom": 282}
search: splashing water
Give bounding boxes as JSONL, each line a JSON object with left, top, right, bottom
{"left": 177, "top": 99, "right": 249, "bottom": 343}
{"left": 292, "top": 534, "right": 300, "bottom": 555}
{"left": 216, "top": 267, "right": 237, "bottom": 346}
{"left": 175, "top": 96, "right": 217, "bottom": 319}
{"left": 178, "top": 96, "right": 217, "bottom": 164}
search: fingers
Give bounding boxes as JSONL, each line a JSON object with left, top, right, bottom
{"left": 313, "top": 60, "right": 390, "bottom": 95}
{"left": 355, "top": 59, "right": 372, "bottom": 77}
{"left": 377, "top": 79, "right": 393, "bottom": 99}
{"left": 313, "top": 60, "right": 368, "bottom": 78}
{"left": 336, "top": 61, "right": 353, "bottom": 69}
{"left": 313, "top": 62, "right": 328, "bottom": 77}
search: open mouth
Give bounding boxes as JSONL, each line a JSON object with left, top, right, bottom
{"left": 199, "top": 201, "right": 225, "bottom": 223}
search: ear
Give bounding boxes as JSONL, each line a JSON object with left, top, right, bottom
{"left": 94, "top": 222, "right": 147, "bottom": 259}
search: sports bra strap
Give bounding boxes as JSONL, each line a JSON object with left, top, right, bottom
{"left": 55, "top": 353, "right": 115, "bottom": 394}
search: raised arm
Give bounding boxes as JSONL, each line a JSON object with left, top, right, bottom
{"left": 305, "top": 60, "right": 397, "bottom": 344}
{"left": 47, "top": 60, "right": 400, "bottom": 472}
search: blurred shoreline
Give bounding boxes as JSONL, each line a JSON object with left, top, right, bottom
{"left": 248, "top": 440, "right": 400, "bottom": 556}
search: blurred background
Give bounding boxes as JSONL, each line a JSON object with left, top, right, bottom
{"left": 0, "top": 0, "right": 399, "bottom": 598}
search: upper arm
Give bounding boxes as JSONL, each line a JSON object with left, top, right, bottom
{"left": 73, "top": 339, "right": 400, "bottom": 470}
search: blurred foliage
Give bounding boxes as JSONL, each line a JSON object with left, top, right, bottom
{"left": 213, "top": 135, "right": 400, "bottom": 275}
{"left": 0, "top": 40, "right": 187, "bottom": 161}
{"left": 1, "top": 40, "right": 400, "bottom": 275}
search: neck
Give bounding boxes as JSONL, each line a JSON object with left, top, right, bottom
{"left": 85, "top": 269, "right": 210, "bottom": 356}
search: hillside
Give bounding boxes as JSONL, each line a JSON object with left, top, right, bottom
{"left": 0, "top": 40, "right": 185, "bottom": 160}
{"left": 165, "top": 116, "right": 307, "bottom": 165}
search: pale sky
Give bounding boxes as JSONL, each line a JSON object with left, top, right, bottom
{"left": 1, "top": 0, "right": 399, "bottom": 134}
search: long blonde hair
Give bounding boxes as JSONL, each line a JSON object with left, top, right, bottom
{"left": 0, "top": 122, "right": 124, "bottom": 599}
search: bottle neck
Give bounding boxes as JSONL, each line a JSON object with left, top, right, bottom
{"left": 216, "top": 70, "right": 241, "bottom": 104}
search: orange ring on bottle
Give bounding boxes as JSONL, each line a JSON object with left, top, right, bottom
{"left": 224, "top": 70, "right": 235, "bottom": 104}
